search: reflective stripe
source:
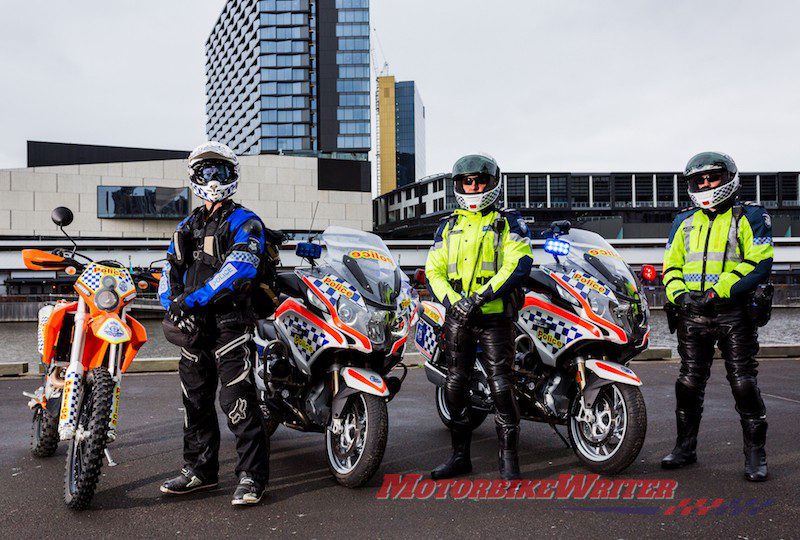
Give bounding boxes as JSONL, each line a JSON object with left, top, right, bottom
{"left": 753, "top": 237, "right": 773, "bottom": 245}
{"left": 431, "top": 241, "right": 443, "bottom": 250}
{"left": 481, "top": 261, "right": 496, "bottom": 272}
{"left": 447, "top": 263, "right": 458, "bottom": 274}
{"left": 684, "top": 273, "right": 719, "bottom": 284}
{"left": 686, "top": 251, "right": 727, "bottom": 263}
{"left": 508, "top": 232, "right": 532, "bottom": 245}
{"left": 724, "top": 212, "right": 742, "bottom": 265}
{"left": 683, "top": 218, "right": 692, "bottom": 253}
{"left": 173, "top": 231, "right": 182, "bottom": 262}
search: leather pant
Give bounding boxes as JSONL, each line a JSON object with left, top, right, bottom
{"left": 443, "top": 314, "right": 520, "bottom": 431}
{"left": 675, "top": 301, "right": 766, "bottom": 422}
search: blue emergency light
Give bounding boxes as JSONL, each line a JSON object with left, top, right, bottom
{"left": 296, "top": 242, "right": 322, "bottom": 259}
{"left": 544, "top": 238, "right": 571, "bottom": 256}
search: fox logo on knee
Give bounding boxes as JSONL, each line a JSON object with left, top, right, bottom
{"left": 228, "top": 398, "right": 248, "bottom": 425}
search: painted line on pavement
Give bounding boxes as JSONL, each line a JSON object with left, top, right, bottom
{"left": 762, "top": 392, "right": 800, "bottom": 405}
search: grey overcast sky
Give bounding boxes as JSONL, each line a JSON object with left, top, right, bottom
{"left": 1, "top": 1, "right": 799, "bottom": 176}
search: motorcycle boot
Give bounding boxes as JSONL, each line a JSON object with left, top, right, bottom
{"left": 160, "top": 467, "right": 218, "bottom": 495}
{"left": 661, "top": 410, "right": 700, "bottom": 469}
{"left": 741, "top": 418, "right": 768, "bottom": 482}
{"left": 497, "top": 424, "right": 520, "bottom": 480}
{"left": 431, "top": 427, "right": 472, "bottom": 479}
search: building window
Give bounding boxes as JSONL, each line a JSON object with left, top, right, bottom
{"left": 656, "top": 174, "right": 675, "bottom": 207}
{"left": 506, "top": 176, "right": 525, "bottom": 209}
{"left": 613, "top": 174, "right": 633, "bottom": 207}
{"left": 97, "top": 187, "right": 190, "bottom": 219}
{"left": 528, "top": 175, "right": 546, "bottom": 208}
{"left": 634, "top": 174, "right": 653, "bottom": 207}
{"left": 739, "top": 174, "right": 757, "bottom": 203}
{"left": 592, "top": 175, "right": 611, "bottom": 207}
{"left": 550, "top": 176, "right": 568, "bottom": 208}
{"left": 571, "top": 175, "right": 590, "bottom": 208}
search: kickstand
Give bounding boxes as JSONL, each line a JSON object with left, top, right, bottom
{"left": 550, "top": 424, "right": 571, "bottom": 449}
{"left": 104, "top": 448, "right": 118, "bottom": 467}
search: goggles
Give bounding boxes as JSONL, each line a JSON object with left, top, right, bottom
{"left": 191, "top": 160, "right": 236, "bottom": 185}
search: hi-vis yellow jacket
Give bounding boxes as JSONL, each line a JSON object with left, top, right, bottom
{"left": 425, "top": 208, "right": 534, "bottom": 315}
{"left": 662, "top": 203, "right": 773, "bottom": 303}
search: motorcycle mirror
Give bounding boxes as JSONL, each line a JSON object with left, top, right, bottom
{"left": 546, "top": 220, "right": 571, "bottom": 237}
{"left": 413, "top": 268, "right": 426, "bottom": 287}
{"left": 51, "top": 207, "right": 74, "bottom": 228}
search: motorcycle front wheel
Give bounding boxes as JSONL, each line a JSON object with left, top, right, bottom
{"left": 567, "top": 383, "right": 647, "bottom": 474}
{"left": 325, "top": 393, "right": 388, "bottom": 488}
{"left": 64, "top": 368, "right": 114, "bottom": 510}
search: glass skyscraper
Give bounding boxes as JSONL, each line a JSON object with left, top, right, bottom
{"left": 205, "top": 0, "right": 371, "bottom": 158}
{"left": 377, "top": 76, "right": 425, "bottom": 194}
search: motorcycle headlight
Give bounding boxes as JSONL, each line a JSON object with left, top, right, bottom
{"left": 95, "top": 289, "right": 119, "bottom": 312}
{"left": 306, "top": 288, "right": 329, "bottom": 313}
{"left": 337, "top": 296, "right": 361, "bottom": 325}
{"left": 612, "top": 301, "right": 630, "bottom": 319}
{"left": 367, "top": 311, "right": 388, "bottom": 346}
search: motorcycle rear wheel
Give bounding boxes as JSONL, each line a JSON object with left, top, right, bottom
{"left": 434, "top": 386, "right": 489, "bottom": 431}
{"left": 325, "top": 393, "right": 388, "bottom": 488}
{"left": 64, "top": 368, "right": 114, "bottom": 510}
{"left": 568, "top": 383, "right": 647, "bottom": 474}
{"left": 31, "top": 404, "right": 60, "bottom": 458}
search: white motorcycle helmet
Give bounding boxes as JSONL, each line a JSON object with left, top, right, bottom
{"left": 685, "top": 151, "right": 739, "bottom": 210}
{"left": 187, "top": 141, "right": 240, "bottom": 203}
{"left": 452, "top": 153, "right": 502, "bottom": 212}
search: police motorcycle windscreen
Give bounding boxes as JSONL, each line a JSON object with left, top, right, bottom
{"left": 422, "top": 226, "right": 649, "bottom": 474}
{"left": 260, "top": 226, "right": 413, "bottom": 488}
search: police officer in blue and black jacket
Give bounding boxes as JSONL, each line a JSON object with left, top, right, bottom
{"left": 158, "top": 142, "right": 273, "bottom": 506}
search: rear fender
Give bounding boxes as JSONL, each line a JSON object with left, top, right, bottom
{"left": 583, "top": 360, "right": 642, "bottom": 408}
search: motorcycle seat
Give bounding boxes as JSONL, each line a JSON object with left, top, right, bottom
{"left": 277, "top": 271, "right": 304, "bottom": 298}
{"left": 256, "top": 319, "right": 277, "bottom": 341}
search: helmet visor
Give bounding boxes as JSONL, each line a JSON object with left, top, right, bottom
{"left": 687, "top": 170, "right": 727, "bottom": 193}
{"left": 191, "top": 160, "right": 236, "bottom": 185}
{"left": 454, "top": 174, "right": 497, "bottom": 195}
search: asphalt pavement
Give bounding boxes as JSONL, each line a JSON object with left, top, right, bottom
{"left": 0, "top": 358, "right": 798, "bottom": 539}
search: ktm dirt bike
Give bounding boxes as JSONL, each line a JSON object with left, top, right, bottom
{"left": 252, "top": 226, "right": 419, "bottom": 487}
{"left": 22, "top": 207, "right": 158, "bottom": 510}
{"left": 420, "top": 222, "right": 650, "bottom": 474}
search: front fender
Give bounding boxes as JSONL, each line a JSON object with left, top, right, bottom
{"left": 340, "top": 367, "right": 389, "bottom": 397}
{"left": 582, "top": 360, "right": 642, "bottom": 408}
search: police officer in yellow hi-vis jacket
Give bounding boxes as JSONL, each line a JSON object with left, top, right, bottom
{"left": 425, "top": 154, "right": 533, "bottom": 480}
{"left": 661, "top": 152, "right": 773, "bottom": 482}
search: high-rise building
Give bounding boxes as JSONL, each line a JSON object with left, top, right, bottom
{"left": 205, "top": 0, "right": 371, "bottom": 159}
{"left": 377, "top": 76, "right": 425, "bottom": 195}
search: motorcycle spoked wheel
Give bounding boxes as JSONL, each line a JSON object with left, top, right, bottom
{"left": 434, "top": 386, "right": 489, "bottom": 431}
{"left": 31, "top": 403, "right": 60, "bottom": 458}
{"left": 325, "top": 393, "right": 388, "bottom": 488}
{"left": 567, "top": 383, "right": 647, "bottom": 474}
{"left": 64, "top": 368, "right": 114, "bottom": 510}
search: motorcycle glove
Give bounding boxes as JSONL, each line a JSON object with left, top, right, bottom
{"left": 676, "top": 291, "right": 706, "bottom": 318}
{"left": 448, "top": 295, "right": 480, "bottom": 327}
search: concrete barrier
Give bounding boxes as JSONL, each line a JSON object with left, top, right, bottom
{"left": 125, "top": 358, "right": 179, "bottom": 373}
{"left": 633, "top": 347, "right": 671, "bottom": 361}
{"left": 0, "top": 362, "right": 28, "bottom": 376}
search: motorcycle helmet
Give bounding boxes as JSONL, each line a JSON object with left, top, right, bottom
{"left": 684, "top": 151, "right": 739, "bottom": 209}
{"left": 452, "top": 153, "right": 501, "bottom": 212}
{"left": 187, "top": 141, "right": 240, "bottom": 203}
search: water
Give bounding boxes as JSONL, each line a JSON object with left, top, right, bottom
{"left": 2, "top": 309, "right": 798, "bottom": 368}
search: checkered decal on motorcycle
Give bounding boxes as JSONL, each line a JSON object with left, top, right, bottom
{"left": 553, "top": 269, "right": 616, "bottom": 300}
{"left": 520, "top": 307, "right": 585, "bottom": 354}
{"left": 37, "top": 305, "right": 54, "bottom": 356}
{"left": 77, "top": 263, "right": 135, "bottom": 294}
{"left": 310, "top": 275, "right": 364, "bottom": 307}
{"left": 414, "top": 319, "right": 438, "bottom": 359}
{"left": 283, "top": 312, "right": 331, "bottom": 362}
{"left": 58, "top": 369, "right": 82, "bottom": 437}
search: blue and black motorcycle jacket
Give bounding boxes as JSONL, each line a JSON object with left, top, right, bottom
{"left": 158, "top": 200, "right": 280, "bottom": 321}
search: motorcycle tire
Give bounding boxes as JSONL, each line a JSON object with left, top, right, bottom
{"left": 434, "top": 386, "right": 489, "bottom": 431}
{"left": 64, "top": 368, "right": 114, "bottom": 510}
{"left": 325, "top": 393, "right": 388, "bottom": 488}
{"left": 31, "top": 405, "right": 60, "bottom": 458}
{"left": 568, "top": 383, "right": 647, "bottom": 475}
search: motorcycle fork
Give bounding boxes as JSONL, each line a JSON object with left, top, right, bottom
{"left": 59, "top": 297, "right": 88, "bottom": 441}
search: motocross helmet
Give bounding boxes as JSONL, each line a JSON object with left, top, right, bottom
{"left": 684, "top": 151, "right": 739, "bottom": 210}
{"left": 452, "top": 153, "right": 501, "bottom": 212}
{"left": 187, "top": 141, "right": 240, "bottom": 203}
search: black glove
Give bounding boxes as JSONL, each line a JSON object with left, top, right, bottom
{"left": 168, "top": 294, "right": 198, "bottom": 335}
{"left": 676, "top": 291, "right": 706, "bottom": 318}
{"left": 448, "top": 294, "right": 481, "bottom": 327}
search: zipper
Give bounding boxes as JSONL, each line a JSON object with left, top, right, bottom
{"left": 699, "top": 214, "right": 715, "bottom": 291}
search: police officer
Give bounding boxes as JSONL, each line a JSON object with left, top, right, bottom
{"left": 661, "top": 152, "right": 773, "bottom": 482}
{"left": 426, "top": 153, "right": 534, "bottom": 480}
{"left": 159, "top": 141, "right": 271, "bottom": 505}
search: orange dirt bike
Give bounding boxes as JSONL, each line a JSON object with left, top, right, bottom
{"left": 22, "top": 207, "right": 160, "bottom": 510}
